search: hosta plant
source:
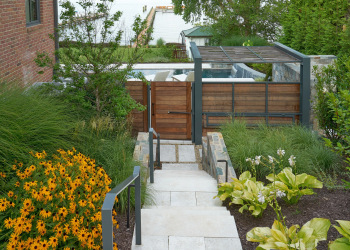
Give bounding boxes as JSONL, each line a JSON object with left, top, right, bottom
{"left": 329, "top": 220, "right": 350, "bottom": 249}
{"left": 247, "top": 218, "right": 331, "bottom": 250}
{"left": 216, "top": 171, "right": 271, "bottom": 217}
{"left": 266, "top": 167, "right": 323, "bottom": 204}
{"left": 0, "top": 149, "right": 118, "bottom": 249}
{"left": 246, "top": 149, "right": 323, "bottom": 204}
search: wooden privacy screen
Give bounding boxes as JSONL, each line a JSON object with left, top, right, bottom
{"left": 202, "top": 82, "right": 300, "bottom": 134}
{"left": 151, "top": 82, "right": 191, "bottom": 140}
{"left": 125, "top": 81, "right": 148, "bottom": 135}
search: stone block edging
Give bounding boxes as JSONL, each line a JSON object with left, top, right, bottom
{"left": 133, "top": 132, "right": 149, "bottom": 167}
{"left": 202, "top": 132, "right": 237, "bottom": 184}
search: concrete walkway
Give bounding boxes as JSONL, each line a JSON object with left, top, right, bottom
{"left": 132, "top": 140, "right": 242, "bottom": 250}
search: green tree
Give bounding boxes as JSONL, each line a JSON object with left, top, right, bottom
{"left": 172, "top": 0, "right": 287, "bottom": 41}
{"left": 280, "top": 0, "right": 350, "bottom": 55}
{"left": 36, "top": 0, "right": 147, "bottom": 119}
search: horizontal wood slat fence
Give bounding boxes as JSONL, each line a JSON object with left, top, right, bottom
{"left": 202, "top": 81, "right": 301, "bottom": 135}
{"left": 126, "top": 80, "right": 301, "bottom": 137}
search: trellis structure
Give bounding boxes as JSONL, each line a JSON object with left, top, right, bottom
{"left": 191, "top": 42, "right": 311, "bottom": 145}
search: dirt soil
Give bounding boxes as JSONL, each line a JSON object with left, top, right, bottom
{"left": 224, "top": 187, "right": 350, "bottom": 249}
{"left": 114, "top": 210, "right": 135, "bottom": 250}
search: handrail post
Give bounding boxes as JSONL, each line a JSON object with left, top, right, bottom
{"left": 102, "top": 166, "right": 142, "bottom": 248}
{"left": 156, "top": 133, "right": 160, "bottom": 168}
{"left": 102, "top": 197, "right": 113, "bottom": 249}
{"left": 135, "top": 168, "right": 142, "bottom": 245}
{"left": 149, "top": 128, "right": 154, "bottom": 183}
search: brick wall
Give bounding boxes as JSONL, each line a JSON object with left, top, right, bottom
{"left": 0, "top": 0, "right": 55, "bottom": 85}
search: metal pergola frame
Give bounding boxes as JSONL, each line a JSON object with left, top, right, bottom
{"left": 190, "top": 42, "right": 311, "bottom": 145}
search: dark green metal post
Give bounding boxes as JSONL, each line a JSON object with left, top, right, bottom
{"left": 274, "top": 42, "right": 311, "bottom": 127}
{"left": 134, "top": 167, "right": 141, "bottom": 245}
{"left": 147, "top": 84, "right": 151, "bottom": 129}
{"left": 149, "top": 128, "right": 154, "bottom": 183}
{"left": 190, "top": 42, "right": 202, "bottom": 145}
{"left": 301, "top": 57, "right": 311, "bottom": 127}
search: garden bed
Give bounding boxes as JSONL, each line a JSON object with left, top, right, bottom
{"left": 225, "top": 187, "right": 350, "bottom": 249}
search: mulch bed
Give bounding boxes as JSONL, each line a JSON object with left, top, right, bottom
{"left": 114, "top": 210, "right": 135, "bottom": 250}
{"left": 113, "top": 188, "right": 350, "bottom": 249}
{"left": 224, "top": 187, "right": 350, "bottom": 249}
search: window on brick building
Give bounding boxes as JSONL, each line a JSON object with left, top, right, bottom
{"left": 25, "top": 0, "right": 40, "bottom": 26}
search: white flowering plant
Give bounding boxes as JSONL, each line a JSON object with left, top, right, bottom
{"left": 246, "top": 149, "right": 323, "bottom": 204}
{"left": 216, "top": 171, "right": 283, "bottom": 217}
{"left": 266, "top": 167, "right": 323, "bottom": 204}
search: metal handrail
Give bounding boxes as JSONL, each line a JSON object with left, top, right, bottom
{"left": 149, "top": 128, "right": 160, "bottom": 183}
{"left": 217, "top": 160, "right": 229, "bottom": 182}
{"left": 102, "top": 166, "right": 142, "bottom": 248}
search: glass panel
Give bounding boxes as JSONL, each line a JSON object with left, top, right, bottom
{"left": 26, "top": 0, "right": 38, "bottom": 23}
{"left": 30, "top": 0, "right": 38, "bottom": 22}
{"left": 25, "top": 0, "right": 30, "bottom": 23}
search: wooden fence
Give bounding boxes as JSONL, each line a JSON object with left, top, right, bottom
{"left": 202, "top": 82, "right": 300, "bottom": 134}
{"left": 126, "top": 81, "right": 301, "bottom": 137}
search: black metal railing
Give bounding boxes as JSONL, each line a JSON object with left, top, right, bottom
{"left": 149, "top": 128, "right": 160, "bottom": 183}
{"left": 102, "top": 166, "right": 142, "bottom": 248}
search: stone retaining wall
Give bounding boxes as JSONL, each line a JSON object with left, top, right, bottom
{"left": 202, "top": 132, "right": 237, "bottom": 184}
{"left": 133, "top": 132, "right": 149, "bottom": 167}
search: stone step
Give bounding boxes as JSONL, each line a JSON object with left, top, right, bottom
{"left": 150, "top": 171, "right": 218, "bottom": 192}
{"left": 142, "top": 205, "right": 229, "bottom": 213}
{"left": 162, "top": 163, "right": 199, "bottom": 171}
{"left": 148, "top": 191, "right": 222, "bottom": 207}
{"left": 139, "top": 208, "right": 239, "bottom": 238}
{"left": 154, "top": 169, "right": 213, "bottom": 177}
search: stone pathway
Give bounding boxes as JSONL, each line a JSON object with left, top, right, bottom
{"left": 132, "top": 140, "right": 242, "bottom": 250}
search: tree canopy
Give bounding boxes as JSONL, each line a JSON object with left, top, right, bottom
{"left": 36, "top": 0, "right": 148, "bottom": 118}
{"left": 172, "top": 0, "right": 287, "bottom": 42}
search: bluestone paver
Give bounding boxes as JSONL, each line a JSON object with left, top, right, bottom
{"left": 195, "top": 192, "right": 222, "bottom": 207}
{"left": 162, "top": 163, "right": 199, "bottom": 171}
{"left": 178, "top": 145, "right": 196, "bottom": 162}
{"left": 171, "top": 191, "right": 196, "bottom": 207}
{"left": 169, "top": 236, "right": 205, "bottom": 250}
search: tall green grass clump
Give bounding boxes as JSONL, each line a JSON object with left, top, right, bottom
{"left": 67, "top": 116, "right": 146, "bottom": 213}
{"left": 221, "top": 121, "right": 341, "bottom": 180}
{"left": 0, "top": 85, "right": 76, "bottom": 167}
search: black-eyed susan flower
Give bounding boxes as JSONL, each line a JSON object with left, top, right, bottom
{"left": 0, "top": 198, "right": 9, "bottom": 212}
{"left": 49, "top": 236, "right": 58, "bottom": 248}
{"left": 4, "top": 218, "right": 14, "bottom": 229}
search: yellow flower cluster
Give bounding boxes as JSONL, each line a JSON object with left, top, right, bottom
{"left": 0, "top": 149, "right": 119, "bottom": 249}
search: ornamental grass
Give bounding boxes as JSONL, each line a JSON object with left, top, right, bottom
{"left": 0, "top": 149, "right": 118, "bottom": 250}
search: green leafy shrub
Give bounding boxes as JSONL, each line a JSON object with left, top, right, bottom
{"left": 247, "top": 218, "right": 331, "bottom": 249}
{"left": 0, "top": 149, "right": 117, "bottom": 249}
{"left": 220, "top": 35, "right": 270, "bottom": 47}
{"left": 314, "top": 58, "right": 350, "bottom": 187}
{"left": 156, "top": 38, "right": 165, "bottom": 47}
{"left": 279, "top": 0, "right": 350, "bottom": 55}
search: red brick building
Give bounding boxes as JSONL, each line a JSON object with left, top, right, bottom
{"left": 0, "top": 0, "right": 58, "bottom": 85}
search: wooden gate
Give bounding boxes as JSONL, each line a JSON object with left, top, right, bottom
{"left": 151, "top": 81, "right": 191, "bottom": 140}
